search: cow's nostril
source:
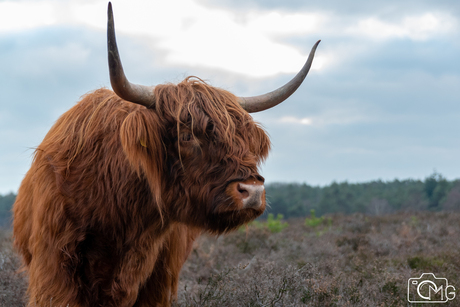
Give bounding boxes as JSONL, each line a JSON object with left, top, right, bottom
{"left": 237, "top": 184, "right": 250, "bottom": 198}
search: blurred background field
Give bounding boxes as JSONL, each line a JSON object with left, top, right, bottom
{"left": 1, "top": 172, "right": 460, "bottom": 306}
{"left": 175, "top": 212, "right": 460, "bottom": 306}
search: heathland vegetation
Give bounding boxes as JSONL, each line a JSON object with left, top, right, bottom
{"left": 1, "top": 172, "right": 459, "bottom": 306}
{"left": 2, "top": 212, "right": 459, "bottom": 306}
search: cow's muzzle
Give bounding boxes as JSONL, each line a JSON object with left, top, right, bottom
{"left": 226, "top": 177, "right": 266, "bottom": 210}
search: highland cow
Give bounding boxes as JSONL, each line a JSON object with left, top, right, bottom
{"left": 13, "top": 3, "right": 319, "bottom": 307}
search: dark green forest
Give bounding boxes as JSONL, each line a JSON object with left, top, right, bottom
{"left": 265, "top": 172, "right": 460, "bottom": 219}
{"left": 0, "top": 192, "right": 15, "bottom": 227}
{"left": 1, "top": 172, "right": 460, "bottom": 227}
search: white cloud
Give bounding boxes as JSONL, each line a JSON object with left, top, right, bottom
{"left": 95, "top": 0, "right": 326, "bottom": 77}
{"left": 279, "top": 116, "right": 312, "bottom": 125}
{"left": 244, "top": 11, "right": 325, "bottom": 37}
{"left": 277, "top": 106, "right": 374, "bottom": 127}
{"left": 347, "top": 13, "right": 456, "bottom": 41}
{"left": 0, "top": 1, "right": 57, "bottom": 32}
{"left": 0, "top": 1, "right": 455, "bottom": 79}
{"left": 0, "top": 0, "right": 326, "bottom": 77}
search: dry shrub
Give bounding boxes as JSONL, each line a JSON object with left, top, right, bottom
{"left": 176, "top": 212, "right": 460, "bottom": 306}
{"left": 2, "top": 212, "right": 460, "bottom": 306}
{"left": 0, "top": 229, "right": 27, "bottom": 306}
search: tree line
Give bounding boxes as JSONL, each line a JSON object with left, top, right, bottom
{"left": 1, "top": 172, "right": 460, "bottom": 226}
{"left": 265, "top": 172, "right": 460, "bottom": 219}
{"left": 0, "top": 192, "right": 15, "bottom": 227}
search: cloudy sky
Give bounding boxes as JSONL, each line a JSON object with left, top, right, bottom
{"left": 1, "top": 0, "right": 460, "bottom": 194}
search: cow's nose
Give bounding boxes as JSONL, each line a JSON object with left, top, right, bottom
{"left": 236, "top": 182, "right": 265, "bottom": 209}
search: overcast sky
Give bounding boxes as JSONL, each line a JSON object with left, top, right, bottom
{"left": 1, "top": 0, "right": 460, "bottom": 194}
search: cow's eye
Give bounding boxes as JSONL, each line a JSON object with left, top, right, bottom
{"left": 206, "top": 120, "right": 214, "bottom": 133}
{"left": 179, "top": 133, "right": 194, "bottom": 143}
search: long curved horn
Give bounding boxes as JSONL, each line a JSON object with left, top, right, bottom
{"left": 238, "top": 40, "right": 320, "bottom": 113}
{"left": 107, "top": 2, "right": 156, "bottom": 108}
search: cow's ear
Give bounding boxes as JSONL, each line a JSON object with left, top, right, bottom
{"left": 120, "top": 109, "right": 164, "bottom": 208}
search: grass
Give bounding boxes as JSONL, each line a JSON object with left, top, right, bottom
{"left": 1, "top": 211, "right": 460, "bottom": 306}
{"left": 241, "top": 213, "right": 289, "bottom": 234}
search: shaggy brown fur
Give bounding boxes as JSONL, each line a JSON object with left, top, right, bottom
{"left": 13, "top": 77, "right": 271, "bottom": 306}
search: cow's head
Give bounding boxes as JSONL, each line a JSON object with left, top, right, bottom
{"left": 109, "top": 3, "right": 319, "bottom": 233}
